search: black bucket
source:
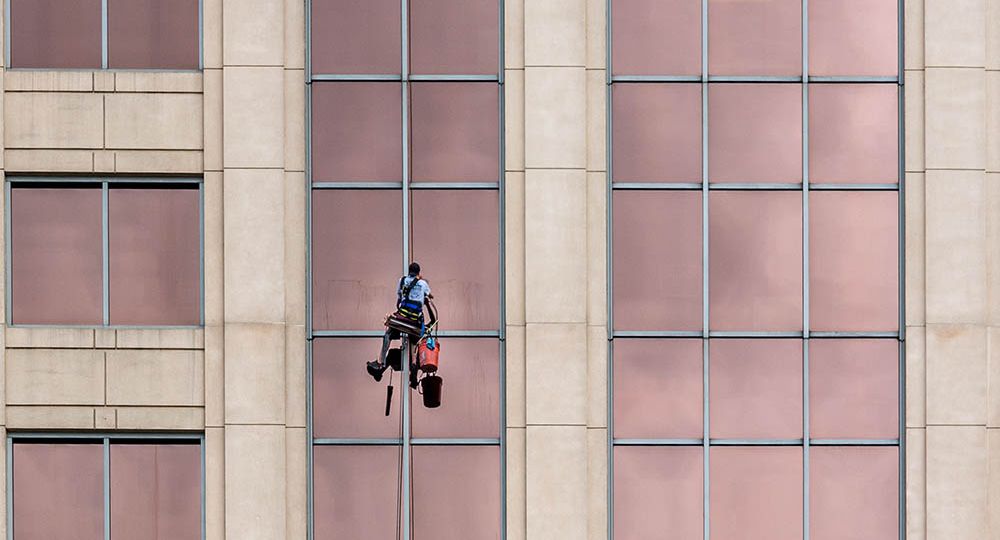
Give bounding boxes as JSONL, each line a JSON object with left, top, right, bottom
{"left": 421, "top": 375, "right": 443, "bottom": 408}
{"left": 386, "top": 348, "right": 402, "bottom": 371}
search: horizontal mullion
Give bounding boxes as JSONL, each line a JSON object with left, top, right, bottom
{"left": 10, "top": 432, "right": 203, "bottom": 441}
{"left": 612, "top": 330, "right": 704, "bottom": 339}
{"left": 610, "top": 75, "right": 702, "bottom": 83}
{"left": 808, "top": 183, "right": 900, "bottom": 191}
{"left": 710, "top": 439, "right": 803, "bottom": 446}
{"left": 808, "top": 76, "right": 900, "bottom": 84}
{"left": 613, "top": 438, "right": 703, "bottom": 446}
{"left": 708, "top": 331, "right": 803, "bottom": 338}
{"left": 408, "top": 74, "right": 500, "bottom": 82}
{"left": 612, "top": 182, "right": 899, "bottom": 192}
{"left": 612, "top": 438, "right": 899, "bottom": 447}
{"left": 311, "top": 329, "right": 501, "bottom": 339}
{"left": 410, "top": 438, "right": 500, "bottom": 445}
{"left": 708, "top": 182, "right": 803, "bottom": 190}
{"left": 611, "top": 331, "right": 900, "bottom": 339}
{"left": 810, "top": 439, "right": 900, "bottom": 446}
{"left": 311, "top": 74, "right": 402, "bottom": 82}
{"left": 312, "top": 181, "right": 402, "bottom": 190}
{"left": 310, "top": 74, "right": 501, "bottom": 83}
{"left": 809, "top": 331, "right": 901, "bottom": 339}
{"left": 612, "top": 182, "right": 703, "bottom": 190}
{"left": 7, "top": 177, "right": 202, "bottom": 185}
{"left": 409, "top": 182, "right": 500, "bottom": 190}
{"left": 7, "top": 324, "right": 203, "bottom": 330}
{"left": 313, "top": 438, "right": 401, "bottom": 446}
{"left": 312, "top": 438, "right": 501, "bottom": 446}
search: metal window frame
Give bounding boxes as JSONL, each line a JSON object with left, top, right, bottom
{"left": 5, "top": 432, "right": 206, "bottom": 540}
{"left": 4, "top": 0, "right": 204, "bottom": 72}
{"left": 605, "top": 0, "right": 906, "bottom": 538}
{"left": 4, "top": 176, "right": 206, "bottom": 329}
{"left": 305, "top": 0, "right": 506, "bottom": 538}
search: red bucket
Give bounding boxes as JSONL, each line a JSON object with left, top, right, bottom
{"left": 417, "top": 339, "right": 440, "bottom": 373}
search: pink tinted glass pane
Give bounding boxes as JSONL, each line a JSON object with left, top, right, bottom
{"left": 412, "top": 446, "right": 501, "bottom": 540}
{"left": 311, "top": 0, "right": 400, "bottom": 74}
{"left": 811, "top": 447, "right": 899, "bottom": 540}
{"left": 312, "top": 190, "right": 402, "bottom": 331}
{"left": 613, "top": 191, "right": 702, "bottom": 331}
{"left": 109, "top": 187, "right": 201, "bottom": 326}
{"left": 810, "top": 192, "right": 898, "bottom": 331}
{"left": 810, "top": 84, "right": 898, "bottom": 183}
{"left": 710, "top": 339, "right": 802, "bottom": 439}
{"left": 710, "top": 447, "right": 802, "bottom": 540}
{"left": 708, "top": 0, "right": 801, "bottom": 76}
{"left": 614, "top": 447, "right": 702, "bottom": 540}
{"left": 312, "top": 83, "right": 403, "bottom": 182}
{"left": 612, "top": 84, "right": 702, "bottom": 183}
{"left": 614, "top": 340, "right": 703, "bottom": 439}
{"left": 411, "top": 339, "right": 499, "bottom": 438}
{"left": 313, "top": 339, "right": 401, "bottom": 438}
{"left": 13, "top": 443, "right": 103, "bottom": 540}
{"left": 810, "top": 0, "right": 898, "bottom": 76}
{"left": 111, "top": 444, "right": 201, "bottom": 540}
{"left": 411, "top": 190, "right": 499, "bottom": 330}
{"left": 10, "top": 0, "right": 101, "bottom": 68}
{"left": 612, "top": 0, "right": 701, "bottom": 76}
{"left": 410, "top": 83, "right": 499, "bottom": 182}
{"left": 12, "top": 187, "right": 103, "bottom": 325}
{"left": 314, "top": 446, "right": 400, "bottom": 540}
{"left": 410, "top": 0, "right": 498, "bottom": 75}
{"left": 709, "top": 191, "right": 802, "bottom": 331}
{"left": 709, "top": 84, "right": 802, "bottom": 183}
{"left": 108, "top": 0, "right": 199, "bottom": 69}
{"left": 810, "top": 340, "right": 898, "bottom": 439}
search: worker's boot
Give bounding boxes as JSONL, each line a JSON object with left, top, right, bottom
{"left": 366, "top": 360, "right": 388, "bottom": 382}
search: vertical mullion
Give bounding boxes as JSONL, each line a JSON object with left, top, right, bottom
{"left": 4, "top": 0, "right": 11, "bottom": 68}
{"left": 102, "top": 182, "right": 110, "bottom": 326}
{"left": 801, "top": 0, "right": 810, "bottom": 538}
{"left": 605, "top": 0, "right": 615, "bottom": 530}
{"left": 103, "top": 438, "right": 111, "bottom": 540}
{"left": 701, "top": 0, "right": 710, "bottom": 536}
{"left": 101, "top": 0, "right": 108, "bottom": 69}
{"left": 400, "top": 0, "right": 411, "bottom": 538}
{"left": 199, "top": 183, "right": 205, "bottom": 326}
{"left": 896, "top": 0, "right": 906, "bottom": 536}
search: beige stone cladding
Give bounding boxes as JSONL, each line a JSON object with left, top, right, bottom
{"left": 907, "top": 0, "right": 1000, "bottom": 539}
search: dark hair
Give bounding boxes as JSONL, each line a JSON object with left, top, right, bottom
{"left": 408, "top": 262, "right": 421, "bottom": 276}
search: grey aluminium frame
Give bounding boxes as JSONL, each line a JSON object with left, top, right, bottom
{"left": 605, "top": 0, "right": 905, "bottom": 539}
{"left": 3, "top": 176, "right": 206, "bottom": 329}
{"left": 304, "top": 0, "right": 506, "bottom": 538}
{"left": 3, "top": 0, "right": 205, "bottom": 71}
{"left": 5, "top": 431, "right": 206, "bottom": 540}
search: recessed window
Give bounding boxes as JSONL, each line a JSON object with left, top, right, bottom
{"left": 11, "top": 438, "right": 203, "bottom": 539}
{"left": 9, "top": 0, "right": 200, "bottom": 69}
{"left": 9, "top": 179, "right": 203, "bottom": 327}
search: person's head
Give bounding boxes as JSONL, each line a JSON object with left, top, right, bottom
{"left": 408, "top": 262, "right": 421, "bottom": 276}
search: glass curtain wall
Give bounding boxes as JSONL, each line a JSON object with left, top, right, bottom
{"left": 308, "top": 0, "right": 505, "bottom": 538}
{"left": 609, "top": 0, "right": 902, "bottom": 538}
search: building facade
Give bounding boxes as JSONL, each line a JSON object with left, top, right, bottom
{"left": 0, "top": 0, "right": 994, "bottom": 539}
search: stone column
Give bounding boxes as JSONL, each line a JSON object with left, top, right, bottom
{"left": 221, "top": 1, "right": 288, "bottom": 538}
{"left": 908, "top": 1, "right": 1000, "bottom": 539}
{"left": 521, "top": 0, "right": 597, "bottom": 538}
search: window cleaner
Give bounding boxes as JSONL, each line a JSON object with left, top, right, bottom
{"left": 367, "top": 262, "right": 444, "bottom": 413}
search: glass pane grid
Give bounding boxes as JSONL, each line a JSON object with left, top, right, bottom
{"left": 608, "top": 0, "right": 902, "bottom": 537}
{"left": 4, "top": 177, "right": 205, "bottom": 329}
{"left": 307, "top": 0, "right": 505, "bottom": 538}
